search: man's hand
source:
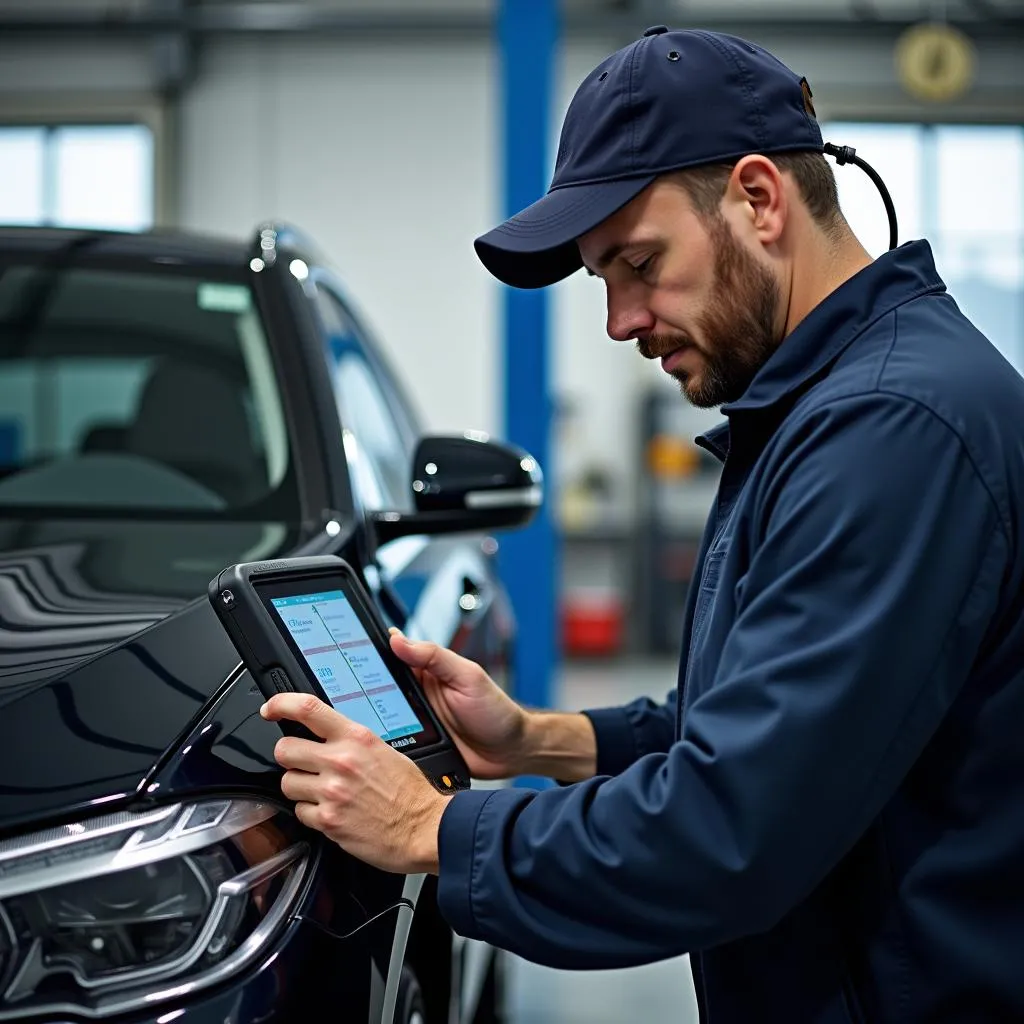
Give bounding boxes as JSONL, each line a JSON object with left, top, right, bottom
{"left": 388, "top": 629, "right": 531, "bottom": 779}
{"left": 390, "top": 630, "right": 598, "bottom": 783}
{"left": 260, "top": 693, "right": 451, "bottom": 874}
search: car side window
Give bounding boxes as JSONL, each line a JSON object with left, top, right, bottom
{"left": 313, "top": 285, "right": 413, "bottom": 513}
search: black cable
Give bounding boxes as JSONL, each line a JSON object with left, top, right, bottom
{"left": 823, "top": 141, "right": 899, "bottom": 251}
{"left": 294, "top": 900, "right": 414, "bottom": 942}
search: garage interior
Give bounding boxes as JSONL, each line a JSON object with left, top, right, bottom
{"left": 1, "top": 1, "right": 1022, "bottom": 1021}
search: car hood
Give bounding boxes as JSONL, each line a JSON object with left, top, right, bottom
{"left": 0, "top": 542, "right": 183, "bottom": 690}
{"left": 0, "top": 519, "right": 296, "bottom": 689}
{"left": 0, "top": 520, "right": 299, "bottom": 833}
{"left": 0, "top": 587, "right": 244, "bottom": 835}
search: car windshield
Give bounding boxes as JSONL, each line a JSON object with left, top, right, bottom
{"left": 0, "top": 255, "right": 297, "bottom": 523}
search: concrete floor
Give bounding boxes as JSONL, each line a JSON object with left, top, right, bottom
{"left": 504, "top": 657, "right": 700, "bottom": 1024}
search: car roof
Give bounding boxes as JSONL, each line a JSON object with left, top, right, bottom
{"left": 0, "top": 225, "right": 251, "bottom": 267}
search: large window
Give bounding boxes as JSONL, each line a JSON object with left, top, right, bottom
{"left": 824, "top": 122, "right": 1024, "bottom": 372}
{"left": 0, "top": 125, "right": 154, "bottom": 231}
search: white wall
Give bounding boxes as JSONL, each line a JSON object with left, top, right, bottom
{"left": 0, "top": 38, "right": 154, "bottom": 94}
{"left": 177, "top": 36, "right": 499, "bottom": 438}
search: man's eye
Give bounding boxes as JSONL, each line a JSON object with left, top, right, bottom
{"left": 632, "top": 256, "right": 655, "bottom": 276}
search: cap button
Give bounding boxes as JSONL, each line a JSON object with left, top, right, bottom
{"left": 642, "top": 25, "right": 669, "bottom": 36}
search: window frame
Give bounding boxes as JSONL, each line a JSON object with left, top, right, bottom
{"left": 0, "top": 93, "right": 171, "bottom": 227}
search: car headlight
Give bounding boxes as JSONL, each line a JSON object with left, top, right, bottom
{"left": 0, "top": 799, "right": 311, "bottom": 1019}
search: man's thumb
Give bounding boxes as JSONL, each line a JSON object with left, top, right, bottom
{"left": 389, "top": 628, "right": 435, "bottom": 664}
{"left": 389, "top": 630, "right": 463, "bottom": 678}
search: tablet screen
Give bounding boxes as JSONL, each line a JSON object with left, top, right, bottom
{"left": 266, "top": 586, "right": 435, "bottom": 749}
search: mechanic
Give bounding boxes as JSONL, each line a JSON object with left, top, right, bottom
{"left": 260, "top": 27, "right": 1024, "bottom": 1022}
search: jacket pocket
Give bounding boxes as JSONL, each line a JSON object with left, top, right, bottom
{"left": 688, "top": 549, "right": 726, "bottom": 658}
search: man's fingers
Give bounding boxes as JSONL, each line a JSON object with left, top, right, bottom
{"left": 274, "top": 735, "right": 324, "bottom": 773}
{"left": 293, "top": 800, "right": 320, "bottom": 832}
{"left": 279, "top": 768, "right": 322, "bottom": 805}
{"left": 261, "top": 692, "right": 350, "bottom": 741}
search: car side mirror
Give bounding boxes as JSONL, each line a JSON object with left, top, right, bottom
{"left": 371, "top": 433, "right": 543, "bottom": 543}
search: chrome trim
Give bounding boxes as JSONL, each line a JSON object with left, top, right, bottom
{"left": 220, "top": 842, "right": 307, "bottom": 898}
{"left": 117, "top": 804, "right": 276, "bottom": 864}
{"left": 62, "top": 855, "right": 214, "bottom": 992}
{"left": 464, "top": 486, "right": 543, "bottom": 510}
{"left": 0, "top": 804, "right": 178, "bottom": 866}
{"left": 0, "top": 900, "right": 15, "bottom": 975}
{"left": 110, "top": 844, "right": 309, "bottom": 1016}
{"left": 76, "top": 842, "right": 306, "bottom": 994}
{"left": 2, "top": 938, "right": 43, "bottom": 1007}
{"left": 0, "top": 842, "right": 311, "bottom": 1020}
{"left": 0, "top": 801, "right": 274, "bottom": 900}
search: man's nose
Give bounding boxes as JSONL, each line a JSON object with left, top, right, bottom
{"left": 606, "top": 289, "right": 656, "bottom": 343}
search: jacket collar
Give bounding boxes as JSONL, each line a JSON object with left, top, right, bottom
{"left": 721, "top": 239, "right": 946, "bottom": 415}
{"left": 696, "top": 421, "right": 731, "bottom": 463}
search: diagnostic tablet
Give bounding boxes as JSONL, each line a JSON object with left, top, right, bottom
{"left": 209, "top": 555, "right": 469, "bottom": 792}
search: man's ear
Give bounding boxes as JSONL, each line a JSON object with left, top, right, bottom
{"left": 726, "top": 154, "right": 786, "bottom": 246}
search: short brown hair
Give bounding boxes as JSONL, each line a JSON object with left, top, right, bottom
{"left": 672, "top": 150, "right": 843, "bottom": 237}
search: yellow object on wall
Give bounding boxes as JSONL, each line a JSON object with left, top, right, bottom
{"left": 647, "top": 435, "right": 699, "bottom": 478}
{"left": 895, "top": 22, "right": 976, "bottom": 103}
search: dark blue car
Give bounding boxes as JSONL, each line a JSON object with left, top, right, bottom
{"left": 0, "top": 223, "right": 540, "bottom": 1023}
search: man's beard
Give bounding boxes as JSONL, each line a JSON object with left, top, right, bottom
{"left": 638, "top": 215, "right": 781, "bottom": 408}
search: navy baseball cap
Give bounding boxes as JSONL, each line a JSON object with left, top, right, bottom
{"left": 475, "top": 26, "right": 824, "bottom": 289}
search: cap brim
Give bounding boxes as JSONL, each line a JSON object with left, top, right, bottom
{"left": 474, "top": 175, "right": 657, "bottom": 289}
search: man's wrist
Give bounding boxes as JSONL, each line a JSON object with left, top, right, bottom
{"left": 412, "top": 790, "right": 452, "bottom": 875}
{"left": 519, "top": 710, "right": 598, "bottom": 782}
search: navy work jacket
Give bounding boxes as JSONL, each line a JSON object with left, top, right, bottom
{"left": 437, "top": 241, "right": 1024, "bottom": 1023}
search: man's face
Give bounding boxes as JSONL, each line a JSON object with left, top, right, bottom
{"left": 577, "top": 177, "right": 782, "bottom": 408}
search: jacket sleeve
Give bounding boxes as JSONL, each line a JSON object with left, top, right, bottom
{"left": 581, "top": 689, "right": 680, "bottom": 777}
{"left": 436, "top": 393, "right": 1008, "bottom": 969}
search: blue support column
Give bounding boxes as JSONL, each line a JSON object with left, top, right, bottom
{"left": 496, "top": 0, "right": 559, "bottom": 783}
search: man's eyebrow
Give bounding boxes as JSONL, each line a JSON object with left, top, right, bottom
{"left": 583, "top": 242, "right": 626, "bottom": 277}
